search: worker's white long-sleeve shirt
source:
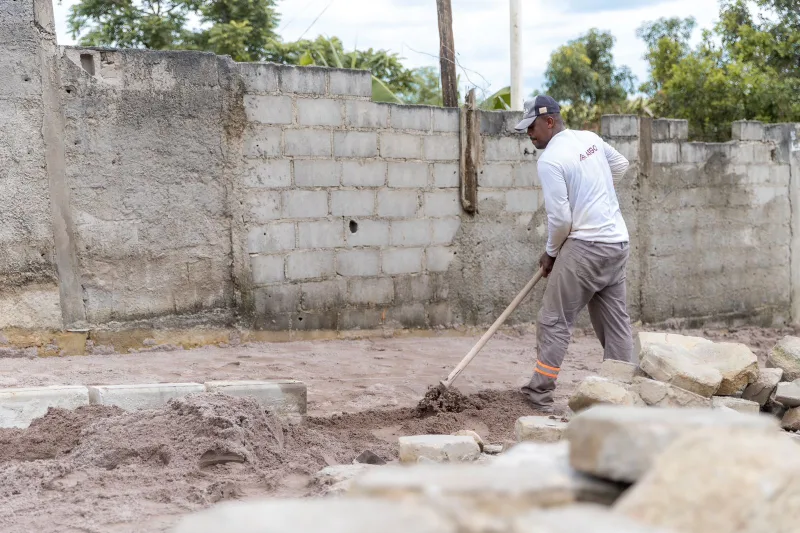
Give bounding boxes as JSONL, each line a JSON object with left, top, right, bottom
{"left": 538, "top": 129, "right": 630, "bottom": 257}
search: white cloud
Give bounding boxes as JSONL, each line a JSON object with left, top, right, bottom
{"left": 54, "top": 0, "right": 720, "bottom": 99}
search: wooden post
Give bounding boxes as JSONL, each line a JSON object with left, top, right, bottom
{"left": 460, "top": 88, "right": 479, "bottom": 213}
{"left": 436, "top": 0, "right": 459, "bottom": 108}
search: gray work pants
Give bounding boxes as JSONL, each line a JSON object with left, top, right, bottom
{"left": 522, "top": 238, "right": 634, "bottom": 407}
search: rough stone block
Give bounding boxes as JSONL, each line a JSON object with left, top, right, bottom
{"left": 174, "top": 498, "right": 454, "bottom": 533}
{"left": 0, "top": 386, "right": 90, "bottom": 429}
{"left": 329, "top": 69, "right": 372, "bottom": 97}
{"left": 781, "top": 407, "right": 800, "bottom": 430}
{"left": 515, "top": 416, "right": 567, "bottom": 443}
{"left": 614, "top": 428, "right": 800, "bottom": 533}
{"left": 631, "top": 377, "right": 711, "bottom": 408}
{"left": 568, "top": 377, "right": 643, "bottom": 413}
{"left": 768, "top": 335, "right": 800, "bottom": 381}
{"left": 424, "top": 136, "right": 459, "bottom": 161}
{"left": 247, "top": 222, "right": 295, "bottom": 254}
{"left": 382, "top": 248, "right": 424, "bottom": 275}
{"left": 243, "top": 125, "right": 282, "bottom": 157}
{"left": 286, "top": 250, "right": 335, "bottom": 280}
{"left": 244, "top": 95, "right": 292, "bottom": 125}
{"left": 250, "top": 254, "right": 285, "bottom": 284}
{"left": 293, "top": 160, "right": 340, "bottom": 187}
{"left": 331, "top": 190, "right": 375, "bottom": 217}
{"left": 390, "top": 219, "right": 432, "bottom": 246}
{"left": 336, "top": 249, "right": 380, "bottom": 277}
{"left": 297, "top": 98, "right": 342, "bottom": 127}
{"left": 712, "top": 396, "right": 760, "bottom": 414}
{"left": 285, "top": 129, "right": 332, "bottom": 157}
{"left": 434, "top": 163, "right": 459, "bottom": 188}
{"left": 431, "top": 217, "right": 461, "bottom": 245}
{"left": 742, "top": 367, "right": 782, "bottom": 406}
{"left": 345, "top": 100, "right": 389, "bottom": 129}
{"left": 601, "top": 115, "right": 638, "bottom": 138}
{"left": 378, "top": 190, "right": 419, "bottom": 218}
{"left": 514, "top": 162, "right": 539, "bottom": 187}
{"left": 239, "top": 63, "right": 279, "bottom": 93}
{"left": 513, "top": 505, "right": 673, "bottom": 533}
{"left": 426, "top": 247, "right": 456, "bottom": 272}
{"left": 348, "top": 278, "right": 394, "bottom": 305}
{"left": 689, "top": 342, "right": 759, "bottom": 395}
{"left": 639, "top": 344, "right": 722, "bottom": 397}
{"left": 566, "top": 405, "right": 777, "bottom": 483}
{"left": 775, "top": 380, "right": 800, "bottom": 407}
{"left": 282, "top": 190, "right": 328, "bottom": 218}
{"left": 380, "top": 133, "right": 423, "bottom": 159}
{"left": 652, "top": 143, "right": 679, "bottom": 164}
{"left": 298, "top": 220, "right": 344, "bottom": 248}
{"left": 334, "top": 131, "right": 378, "bottom": 158}
{"left": 506, "top": 189, "right": 540, "bottom": 213}
{"left": 204, "top": 380, "right": 306, "bottom": 414}
{"left": 346, "top": 220, "right": 390, "bottom": 247}
{"left": 732, "top": 120, "right": 764, "bottom": 141}
{"left": 279, "top": 65, "right": 327, "bottom": 94}
{"left": 400, "top": 435, "right": 486, "bottom": 462}
{"left": 635, "top": 332, "right": 711, "bottom": 356}
{"left": 479, "top": 164, "right": 514, "bottom": 188}
{"left": 245, "top": 159, "right": 292, "bottom": 188}
{"left": 247, "top": 190, "right": 282, "bottom": 222}
{"left": 424, "top": 190, "right": 461, "bottom": 216}
{"left": 391, "top": 105, "right": 432, "bottom": 131}
{"left": 342, "top": 160, "right": 386, "bottom": 187}
{"left": 432, "top": 108, "right": 459, "bottom": 133}
{"left": 484, "top": 137, "right": 522, "bottom": 161}
{"left": 599, "top": 360, "right": 637, "bottom": 384}
{"left": 88, "top": 383, "right": 204, "bottom": 411}
{"left": 388, "top": 162, "right": 428, "bottom": 188}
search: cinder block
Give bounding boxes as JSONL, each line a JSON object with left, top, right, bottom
{"left": 250, "top": 254, "right": 285, "bottom": 284}
{"left": 479, "top": 164, "right": 514, "bottom": 187}
{"left": 426, "top": 247, "right": 456, "bottom": 272}
{"left": 432, "top": 108, "right": 460, "bottom": 133}
{"left": 346, "top": 220, "right": 390, "bottom": 247}
{"left": 282, "top": 190, "right": 328, "bottom": 218}
{"left": 431, "top": 217, "right": 461, "bottom": 244}
{"left": 339, "top": 309, "right": 384, "bottom": 330}
{"left": 286, "top": 250, "right": 335, "bottom": 280}
{"left": 752, "top": 143, "right": 773, "bottom": 163}
{"left": 391, "top": 219, "right": 432, "bottom": 246}
{"left": 239, "top": 63, "right": 279, "bottom": 93}
{"left": 732, "top": 120, "right": 764, "bottom": 141}
{"left": 601, "top": 115, "right": 639, "bottom": 138}
{"left": 731, "top": 143, "right": 756, "bottom": 164}
{"left": 244, "top": 95, "right": 293, "bottom": 125}
{"left": 484, "top": 137, "right": 521, "bottom": 161}
{"left": 514, "top": 162, "right": 539, "bottom": 187}
{"left": 348, "top": 278, "right": 394, "bottom": 305}
{"left": 426, "top": 302, "right": 457, "bottom": 327}
{"left": 652, "top": 142, "right": 679, "bottom": 164}
{"left": 386, "top": 303, "right": 428, "bottom": 328}
{"left": 0, "top": 386, "right": 90, "bottom": 429}
{"left": 380, "top": 133, "right": 423, "bottom": 159}
{"left": 434, "top": 163, "right": 459, "bottom": 188}
{"left": 770, "top": 165, "right": 791, "bottom": 186}
{"left": 342, "top": 160, "right": 386, "bottom": 187}
{"left": 337, "top": 249, "right": 380, "bottom": 276}
{"left": 480, "top": 110, "right": 523, "bottom": 135}
{"left": 331, "top": 190, "right": 375, "bottom": 217}
{"left": 424, "top": 135, "right": 459, "bottom": 161}
{"left": 245, "top": 159, "right": 292, "bottom": 188}
{"left": 247, "top": 190, "right": 282, "bottom": 222}
{"left": 329, "top": 69, "right": 372, "bottom": 97}
{"left": 88, "top": 383, "right": 205, "bottom": 411}
{"left": 293, "top": 160, "right": 340, "bottom": 187}
{"left": 611, "top": 140, "right": 638, "bottom": 162}
{"left": 394, "top": 275, "right": 434, "bottom": 304}
{"left": 506, "top": 189, "right": 540, "bottom": 213}
{"left": 284, "top": 129, "right": 332, "bottom": 157}
{"left": 298, "top": 220, "right": 345, "bottom": 248}
{"left": 244, "top": 126, "right": 282, "bottom": 157}
{"left": 388, "top": 162, "right": 429, "bottom": 188}
{"left": 346, "top": 101, "right": 390, "bottom": 129}
{"left": 297, "top": 98, "right": 342, "bottom": 127}
{"left": 670, "top": 119, "right": 689, "bottom": 140}
{"left": 391, "top": 105, "right": 432, "bottom": 131}
{"left": 424, "top": 191, "right": 461, "bottom": 217}
{"left": 279, "top": 65, "right": 327, "bottom": 95}
{"left": 299, "top": 279, "right": 346, "bottom": 310}
{"left": 204, "top": 380, "right": 306, "bottom": 415}
{"left": 652, "top": 119, "right": 671, "bottom": 142}
{"left": 254, "top": 284, "right": 300, "bottom": 314}
{"left": 680, "top": 142, "right": 708, "bottom": 164}
{"left": 378, "top": 189, "right": 419, "bottom": 218}
{"left": 383, "top": 248, "right": 424, "bottom": 275}
{"left": 247, "top": 222, "right": 295, "bottom": 253}
{"left": 335, "top": 131, "right": 378, "bottom": 158}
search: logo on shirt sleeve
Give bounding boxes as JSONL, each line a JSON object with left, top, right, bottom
{"left": 580, "top": 145, "right": 598, "bottom": 162}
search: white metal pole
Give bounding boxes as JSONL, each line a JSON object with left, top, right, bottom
{"left": 509, "top": 0, "right": 523, "bottom": 111}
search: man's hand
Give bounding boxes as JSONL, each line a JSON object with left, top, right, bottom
{"left": 539, "top": 251, "right": 556, "bottom": 278}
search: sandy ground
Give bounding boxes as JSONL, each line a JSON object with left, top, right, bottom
{"left": 0, "top": 325, "right": 792, "bottom": 532}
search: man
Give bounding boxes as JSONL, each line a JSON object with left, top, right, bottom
{"left": 514, "top": 95, "right": 633, "bottom": 412}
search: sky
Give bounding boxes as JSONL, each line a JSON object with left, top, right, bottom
{"left": 53, "top": 0, "right": 721, "bottom": 99}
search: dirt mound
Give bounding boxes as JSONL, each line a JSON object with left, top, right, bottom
{"left": 415, "top": 385, "right": 481, "bottom": 415}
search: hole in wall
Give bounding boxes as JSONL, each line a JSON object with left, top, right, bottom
{"left": 80, "top": 54, "right": 95, "bottom": 76}
{"left": 349, "top": 220, "right": 358, "bottom": 233}
{"left": 23, "top": 76, "right": 30, "bottom": 82}
{"left": 298, "top": 316, "right": 303, "bottom": 321}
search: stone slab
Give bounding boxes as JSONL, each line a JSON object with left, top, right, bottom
{"left": 88, "top": 383, "right": 204, "bottom": 411}
{"left": 630, "top": 377, "right": 711, "bottom": 408}
{"left": 775, "top": 380, "right": 800, "bottom": 407}
{"left": 0, "top": 385, "right": 89, "bottom": 428}
{"left": 781, "top": 407, "right": 800, "bottom": 431}
{"left": 568, "top": 377, "right": 643, "bottom": 413}
{"left": 566, "top": 405, "right": 778, "bottom": 483}
{"left": 712, "top": 396, "right": 760, "bottom": 414}
{"left": 599, "top": 360, "right": 638, "bottom": 384}
{"left": 634, "top": 332, "right": 711, "bottom": 356}
{"left": 742, "top": 367, "right": 783, "bottom": 406}
{"left": 513, "top": 504, "right": 675, "bottom": 533}
{"left": 768, "top": 336, "right": 800, "bottom": 381}
{"left": 204, "top": 380, "right": 306, "bottom": 414}
{"left": 515, "top": 416, "right": 567, "bottom": 443}
{"left": 639, "top": 344, "right": 722, "bottom": 397}
{"left": 689, "top": 342, "right": 758, "bottom": 395}
{"left": 398, "top": 435, "right": 480, "bottom": 463}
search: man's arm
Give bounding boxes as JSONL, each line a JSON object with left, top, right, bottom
{"left": 602, "top": 141, "right": 629, "bottom": 187}
{"left": 539, "top": 160, "right": 572, "bottom": 257}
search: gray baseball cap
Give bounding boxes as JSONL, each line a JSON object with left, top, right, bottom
{"left": 514, "top": 95, "right": 561, "bottom": 131}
